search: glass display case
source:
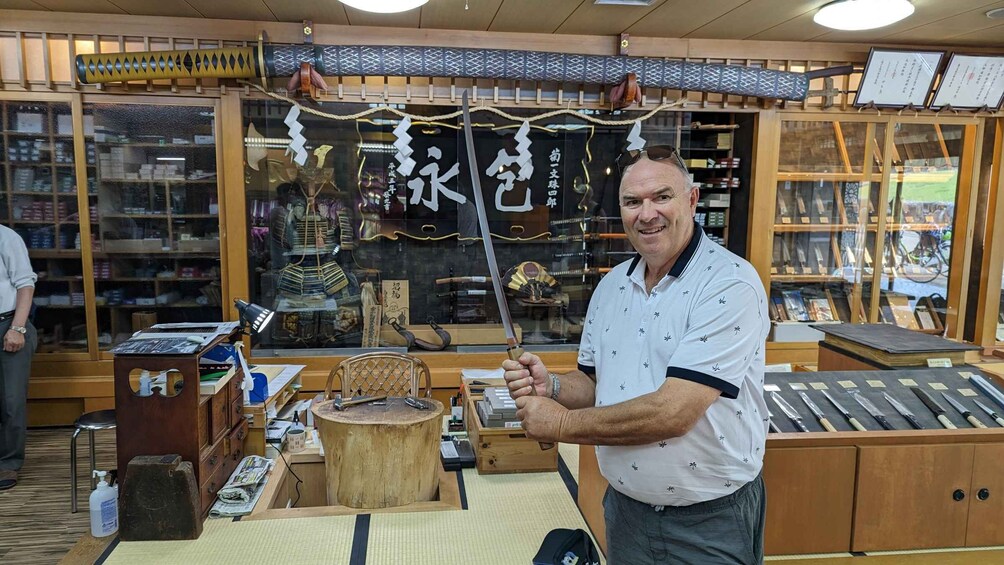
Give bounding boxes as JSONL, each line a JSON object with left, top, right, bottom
{"left": 1, "top": 101, "right": 88, "bottom": 352}
{"left": 769, "top": 118, "right": 966, "bottom": 342}
{"left": 84, "top": 103, "right": 222, "bottom": 349}
{"left": 242, "top": 101, "right": 751, "bottom": 354}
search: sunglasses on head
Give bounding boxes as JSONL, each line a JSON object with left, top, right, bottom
{"left": 616, "top": 145, "right": 689, "bottom": 176}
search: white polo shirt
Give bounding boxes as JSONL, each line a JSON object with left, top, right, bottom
{"left": 577, "top": 224, "right": 769, "bottom": 506}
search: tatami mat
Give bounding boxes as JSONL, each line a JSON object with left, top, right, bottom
{"left": 100, "top": 455, "right": 601, "bottom": 565}
{"left": 558, "top": 442, "right": 580, "bottom": 483}
{"left": 103, "top": 515, "right": 357, "bottom": 564}
{"left": 368, "top": 467, "right": 602, "bottom": 564}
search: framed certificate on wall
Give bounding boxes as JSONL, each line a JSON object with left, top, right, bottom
{"left": 930, "top": 53, "right": 1004, "bottom": 111}
{"left": 853, "top": 48, "right": 944, "bottom": 108}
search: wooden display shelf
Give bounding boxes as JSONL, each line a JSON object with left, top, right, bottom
{"left": 576, "top": 373, "right": 1004, "bottom": 556}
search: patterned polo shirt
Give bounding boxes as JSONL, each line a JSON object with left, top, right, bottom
{"left": 577, "top": 223, "right": 769, "bottom": 506}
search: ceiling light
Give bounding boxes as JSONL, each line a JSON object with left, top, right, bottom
{"left": 987, "top": 8, "right": 1004, "bottom": 19}
{"left": 814, "top": 0, "right": 915, "bottom": 31}
{"left": 339, "top": 0, "right": 428, "bottom": 13}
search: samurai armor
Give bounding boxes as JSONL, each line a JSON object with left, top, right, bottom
{"left": 277, "top": 261, "right": 349, "bottom": 297}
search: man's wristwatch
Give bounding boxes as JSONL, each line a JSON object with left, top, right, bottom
{"left": 8, "top": 325, "right": 26, "bottom": 335}
{"left": 548, "top": 372, "right": 561, "bottom": 400}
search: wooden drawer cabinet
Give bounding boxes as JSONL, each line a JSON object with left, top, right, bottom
{"left": 114, "top": 330, "right": 246, "bottom": 516}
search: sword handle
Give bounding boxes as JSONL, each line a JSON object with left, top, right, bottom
{"left": 966, "top": 415, "right": 987, "bottom": 429}
{"left": 818, "top": 417, "right": 837, "bottom": 432}
{"left": 847, "top": 417, "right": 867, "bottom": 432}
{"left": 937, "top": 414, "right": 957, "bottom": 430}
{"left": 508, "top": 345, "right": 555, "bottom": 451}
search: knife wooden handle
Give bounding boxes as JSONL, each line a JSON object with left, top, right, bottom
{"left": 848, "top": 417, "right": 867, "bottom": 432}
{"left": 819, "top": 418, "right": 837, "bottom": 432}
{"left": 937, "top": 414, "right": 957, "bottom": 429}
{"left": 967, "top": 415, "right": 988, "bottom": 429}
{"left": 507, "top": 345, "right": 555, "bottom": 451}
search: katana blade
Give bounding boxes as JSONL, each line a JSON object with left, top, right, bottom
{"left": 911, "top": 387, "right": 957, "bottom": 430}
{"left": 850, "top": 390, "right": 896, "bottom": 430}
{"left": 881, "top": 392, "right": 924, "bottom": 430}
{"left": 770, "top": 392, "right": 808, "bottom": 432}
{"left": 462, "top": 91, "right": 551, "bottom": 452}
{"left": 973, "top": 398, "right": 1004, "bottom": 427}
{"left": 462, "top": 91, "right": 519, "bottom": 351}
{"left": 941, "top": 392, "right": 987, "bottom": 428}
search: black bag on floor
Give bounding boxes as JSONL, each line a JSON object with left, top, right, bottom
{"left": 532, "top": 528, "right": 600, "bottom": 565}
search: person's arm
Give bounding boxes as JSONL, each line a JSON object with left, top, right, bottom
{"left": 3, "top": 234, "right": 36, "bottom": 353}
{"left": 11, "top": 285, "right": 32, "bottom": 328}
{"left": 558, "top": 378, "right": 719, "bottom": 445}
{"left": 549, "top": 369, "right": 596, "bottom": 410}
{"left": 503, "top": 353, "right": 597, "bottom": 410}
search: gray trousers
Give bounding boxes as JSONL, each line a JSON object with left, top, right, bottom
{"left": 0, "top": 319, "right": 37, "bottom": 471}
{"left": 603, "top": 473, "right": 766, "bottom": 565}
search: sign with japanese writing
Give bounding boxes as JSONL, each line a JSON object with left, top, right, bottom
{"left": 357, "top": 119, "right": 589, "bottom": 240}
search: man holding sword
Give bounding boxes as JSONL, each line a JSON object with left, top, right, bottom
{"left": 503, "top": 148, "right": 770, "bottom": 564}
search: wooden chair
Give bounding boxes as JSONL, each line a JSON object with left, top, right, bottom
{"left": 323, "top": 351, "right": 432, "bottom": 400}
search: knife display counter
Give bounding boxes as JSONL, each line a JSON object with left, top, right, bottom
{"left": 576, "top": 367, "right": 1004, "bottom": 556}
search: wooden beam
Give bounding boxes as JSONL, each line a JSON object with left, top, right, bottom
{"left": 974, "top": 119, "right": 1004, "bottom": 349}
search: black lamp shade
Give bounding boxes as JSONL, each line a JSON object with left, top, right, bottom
{"left": 234, "top": 299, "right": 275, "bottom": 334}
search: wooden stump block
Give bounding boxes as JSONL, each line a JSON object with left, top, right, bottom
{"left": 312, "top": 396, "right": 443, "bottom": 508}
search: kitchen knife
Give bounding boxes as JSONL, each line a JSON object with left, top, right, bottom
{"left": 798, "top": 392, "right": 836, "bottom": 432}
{"left": 850, "top": 390, "right": 896, "bottom": 430}
{"left": 881, "top": 392, "right": 925, "bottom": 430}
{"left": 770, "top": 392, "right": 809, "bottom": 432}
{"left": 941, "top": 392, "right": 987, "bottom": 428}
{"left": 973, "top": 398, "right": 1004, "bottom": 427}
{"left": 821, "top": 389, "right": 867, "bottom": 431}
{"left": 911, "top": 387, "right": 957, "bottom": 430}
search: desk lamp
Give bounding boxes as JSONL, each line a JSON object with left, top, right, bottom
{"left": 233, "top": 299, "right": 275, "bottom": 335}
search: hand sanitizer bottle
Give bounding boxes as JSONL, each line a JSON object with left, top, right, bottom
{"left": 138, "top": 370, "right": 152, "bottom": 397}
{"left": 89, "top": 470, "right": 119, "bottom": 537}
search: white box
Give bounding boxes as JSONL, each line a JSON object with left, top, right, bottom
{"left": 15, "top": 113, "right": 43, "bottom": 133}
{"left": 194, "top": 135, "right": 214, "bottom": 145}
{"left": 770, "top": 320, "right": 842, "bottom": 342}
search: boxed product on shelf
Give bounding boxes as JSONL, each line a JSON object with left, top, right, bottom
{"left": 771, "top": 320, "right": 841, "bottom": 342}
{"left": 103, "top": 238, "right": 167, "bottom": 252}
{"left": 14, "top": 112, "right": 44, "bottom": 133}
{"left": 176, "top": 238, "right": 220, "bottom": 252}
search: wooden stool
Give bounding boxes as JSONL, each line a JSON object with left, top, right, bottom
{"left": 312, "top": 396, "right": 443, "bottom": 508}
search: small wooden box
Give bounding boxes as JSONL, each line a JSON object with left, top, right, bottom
{"left": 464, "top": 393, "right": 557, "bottom": 474}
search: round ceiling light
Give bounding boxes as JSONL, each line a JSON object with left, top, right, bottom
{"left": 814, "top": 0, "right": 915, "bottom": 31}
{"left": 338, "top": 0, "right": 428, "bottom": 13}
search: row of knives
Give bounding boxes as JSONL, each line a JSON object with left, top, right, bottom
{"left": 768, "top": 385, "right": 1004, "bottom": 433}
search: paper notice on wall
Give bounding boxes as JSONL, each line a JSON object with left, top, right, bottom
{"left": 381, "top": 280, "right": 410, "bottom": 326}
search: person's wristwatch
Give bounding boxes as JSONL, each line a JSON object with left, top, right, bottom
{"left": 548, "top": 372, "right": 561, "bottom": 400}
{"left": 8, "top": 325, "right": 26, "bottom": 335}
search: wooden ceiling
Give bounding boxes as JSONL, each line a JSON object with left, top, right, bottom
{"left": 1, "top": 0, "right": 1002, "bottom": 47}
